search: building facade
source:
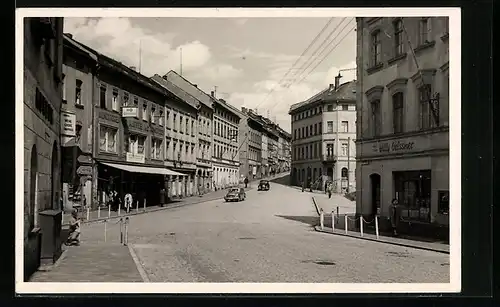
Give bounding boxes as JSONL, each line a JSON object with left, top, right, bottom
{"left": 23, "top": 17, "right": 64, "bottom": 280}
{"left": 277, "top": 127, "right": 292, "bottom": 173}
{"left": 211, "top": 94, "right": 241, "bottom": 190}
{"left": 163, "top": 71, "right": 214, "bottom": 193}
{"left": 355, "top": 17, "right": 449, "bottom": 226}
{"left": 239, "top": 107, "right": 263, "bottom": 181}
{"left": 289, "top": 78, "right": 357, "bottom": 193}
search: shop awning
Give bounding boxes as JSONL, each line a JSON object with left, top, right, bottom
{"left": 101, "top": 162, "right": 187, "bottom": 176}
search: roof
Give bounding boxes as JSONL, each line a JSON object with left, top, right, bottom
{"left": 150, "top": 74, "right": 200, "bottom": 110}
{"left": 214, "top": 99, "right": 242, "bottom": 119}
{"left": 63, "top": 34, "right": 97, "bottom": 62}
{"left": 289, "top": 80, "right": 357, "bottom": 114}
{"left": 163, "top": 71, "right": 214, "bottom": 109}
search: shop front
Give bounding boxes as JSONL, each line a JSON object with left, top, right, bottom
{"left": 356, "top": 130, "right": 449, "bottom": 226}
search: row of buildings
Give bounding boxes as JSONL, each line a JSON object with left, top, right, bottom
{"left": 23, "top": 17, "right": 291, "bottom": 280}
{"left": 290, "top": 16, "right": 449, "bottom": 229}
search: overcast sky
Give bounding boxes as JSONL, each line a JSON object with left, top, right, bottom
{"left": 64, "top": 17, "right": 357, "bottom": 132}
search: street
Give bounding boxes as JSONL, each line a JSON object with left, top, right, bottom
{"left": 78, "top": 183, "right": 450, "bottom": 283}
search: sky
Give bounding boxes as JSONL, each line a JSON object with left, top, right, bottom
{"left": 63, "top": 17, "right": 357, "bottom": 132}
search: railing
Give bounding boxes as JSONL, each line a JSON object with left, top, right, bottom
{"left": 319, "top": 209, "right": 380, "bottom": 240}
{"left": 322, "top": 154, "right": 337, "bottom": 162}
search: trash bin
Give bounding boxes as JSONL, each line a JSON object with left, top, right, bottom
{"left": 38, "top": 210, "right": 63, "bottom": 265}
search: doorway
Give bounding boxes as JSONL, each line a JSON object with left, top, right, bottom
{"left": 50, "top": 142, "right": 58, "bottom": 210}
{"left": 370, "top": 173, "right": 381, "bottom": 215}
{"left": 29, "top": 145, "right": 38, "bottom": 230}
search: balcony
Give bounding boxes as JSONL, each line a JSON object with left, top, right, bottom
{"left": 322, "top": 154, "right": 337, "bottom": 163}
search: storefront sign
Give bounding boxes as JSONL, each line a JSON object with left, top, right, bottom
{"left": 77, "top": 165, "right": 92, "bottom": 176}
{"left": 373, "top": 140, "right": 415, "bottom": 153}
{"left": 99, "top": 110, "right": 120, "bottom": 123}
{"left": 61, "top": 111, "right": 76, "bottom": 136}
{"left": 126, "top": 152, "right": 145, "bottom": 163}
{"left": 128, "top": 120, "right": 144, "bottom": 131}
{"left": 122, "top": 107, "right": 138, "bottom": 118}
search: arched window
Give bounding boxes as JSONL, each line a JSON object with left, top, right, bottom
{"left": 341, "top": 167, "right": 348, "bottom": 179}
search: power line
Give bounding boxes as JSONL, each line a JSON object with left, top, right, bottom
{"left": 254, "top": 17, "right": 335, "bottom": 110}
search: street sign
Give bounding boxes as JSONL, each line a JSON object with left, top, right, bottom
{"left": 77, "top": 165, "right": 92, "bottom": 176}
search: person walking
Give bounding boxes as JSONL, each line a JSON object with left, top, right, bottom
{"left": 327, "top": 182, "right": 333, "bottom": 199}
{"left": 124, "top": 192, "right": 133, "bottom": 213}
{"left": 244, "top": 177, "right": 249, "bottom": 188}
{"left": 159, "top": 187, "right": 166, "bottom": 207}
{"left": 389, "top": 198, "right": 401, "bottom": 236}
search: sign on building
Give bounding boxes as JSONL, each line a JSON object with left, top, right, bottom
{"left": 126, "top": 152, "right": 145, "bottom": 164}
{"left": 122, "top": 107, "right": 138, "bottom": 118}
{"left": 61, "top": 111, "right": 76, "bottom": 137}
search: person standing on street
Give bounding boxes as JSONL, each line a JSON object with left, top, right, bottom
{"left": 159, "top": 187, "right": 166, "bottom": 207}
{"left": 327, "top": 182, "right": 333, "bottom": 199}
{"left": 389, "top": 198, "right": 401, "bottom": 236}
{"left": 124, "top": 192, "right": 133, "bottom": 213}
{"left": 244, "top": 177, "right": 249, "bottom": 188}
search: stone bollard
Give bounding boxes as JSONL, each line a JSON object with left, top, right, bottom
{"left": 320, "top": 209, "right": 324, "bottom": 230}
{"left": 344, "top": 215, "right": 348, "bottom": 234}
{"left": 104, "top": 219, "right": 107, "bottom": 242}
{"left": 108, "top": 205, "right": 111, "bottom": 218}
{"left": 375, "top": 215, "right": 380, "bottom": 239}
{"left": 98, "top": 206, "right": 101, "bottom": 219}
{"left": 360, "top": 216, "right": 364, "bottom": 237}
{"left": 86, "top": 207, "right": 90, "bottom": 221}
{"left": 331, "top": 210, "right": 335, "bottom": 231}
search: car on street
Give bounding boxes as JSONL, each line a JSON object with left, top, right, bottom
{"left": 257, "top": 180, "right": 270, "bottom": 191}
{"left": 224, "top": 187, "right": 246, "bottom": 202}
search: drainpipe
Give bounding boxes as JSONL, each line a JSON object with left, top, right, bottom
{"left": 90, "top": 63, "right": 99, "bottom": 209}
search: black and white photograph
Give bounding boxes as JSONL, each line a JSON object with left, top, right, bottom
{"left": 16, "top": 8, "right": 460, "bottom": 293}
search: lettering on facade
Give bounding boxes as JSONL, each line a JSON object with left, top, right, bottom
{"left": 373, "top": 140, "right": 415, "bottom": 153}
{"left": 98, "top": 111, "right": 120, "bottom": 123}
{"left": 127, "top": 119, "right": 144, "bottom": 131}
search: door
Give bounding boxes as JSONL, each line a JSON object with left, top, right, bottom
{"left": 370, "top": 174, "right": 381, "bottom": 215}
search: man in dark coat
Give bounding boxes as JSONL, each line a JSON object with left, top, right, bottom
{"left": 244, "top": 177, "right": 249, "bottom": 188}
{"left": 159, "top": 187, "right": 166, "bottom": 207}
{"left": 389, "top": 198, "right": 401, "bottom": 236}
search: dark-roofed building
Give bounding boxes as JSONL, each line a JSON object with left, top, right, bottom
{"left": 289, "top": 76, "right": 357, "bottom": 193}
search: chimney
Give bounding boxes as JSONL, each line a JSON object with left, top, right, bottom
{"left": 328, "top": 83, "right": 334, "bottom": 91}
{"left": 334, "top": 73, "right": 342, "bottom": 90}
{"left": 64, "top": 33, "right": 73, "bottom": 39}
{"left": 210, "top": 91, "right": 215, "bottom": 97}
{"left": 130, "top": 66, "right": 137, "bottom": 71}
{"left": 241, "top": 107, "right": 247, "bottom": 113}
{"left": 193, "top": 84, "right": 198, "bottom": 88}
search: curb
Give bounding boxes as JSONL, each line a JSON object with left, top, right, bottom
{"left": 314, "top": 226, "right": 449, "bottom": 254}
{"left": 128, "top": 244, "right": 150, "bottom": 282}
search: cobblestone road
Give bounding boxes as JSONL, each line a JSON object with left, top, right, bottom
{"left": 80, "top": 183, "right": 450, "bottom": 283}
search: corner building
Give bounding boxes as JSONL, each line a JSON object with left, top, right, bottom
{"left": 355, "top": 17, "right": 450, "bottom": 227}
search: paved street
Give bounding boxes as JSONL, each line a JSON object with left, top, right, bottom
{"left": 75, "top": 182, "right": 449, "bottom": 283}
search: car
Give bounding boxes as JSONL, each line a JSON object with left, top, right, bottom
{"left": 224, "top": 187, "right": 246, "bottom": 202}
{"left": 257, "top": 180, "right": 270, "bottom": 191}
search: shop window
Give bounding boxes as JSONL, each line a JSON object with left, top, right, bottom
{"left": 99, "top": 126, "right": 117, "bottom": 153}
{"left": 438, "top": 190, "right": 449, "bottom": 214}
{"left": 394, "top": 170, "right": 431, "bottom": 222}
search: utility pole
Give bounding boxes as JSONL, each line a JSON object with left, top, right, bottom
{"left": 347, "top": 136, "right": 351, "bottom": 193}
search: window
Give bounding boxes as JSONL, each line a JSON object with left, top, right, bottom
{"left": 142, "top": 103, "right": 148, "bottom": 121}
{"left": 319, "top": 122, "right": 322, "bottom": 134}
{"left": 111, "top": 88, "right": 118, "bottom": 111}
{"left": 438, "top": 190, "right": 449, "bottom": 214}
{"left": 75, "top": 79, "right": 82, "bottom": 105}
{"left": 191, "top": 120, "right": 195, "bottom": 135}
{"left": 99, "top": 126, "right": 117, "bottom": 153}
{"left": 314, "top": 124, "right": 317, "bottom": 135}
{"left": 394, "top": 19, "right": 404, "bottom": 56}
{"left": 99, "top": 85, "right": 106, "bottom": 109}
{"left": 371, "top": 30, "right": 382, "bottom": 66}
{"left": 151, "top": 107, "right": 156, "bottom": 124}
{"left": 392, "top": 92, "right": 404, "bottom": 133}
{"left": 123, "top": 92, "right": 129, "bottom": 107}
{"left": 327, "top": 104, "right": 333, "bottom": 112}
{"left": 341, "top": 121, "right": 348, "bottom": 132}
{"left": 327, "top": 144, "right": 334, "bottom": 157}
{"left": 305, "top": 146, "right": 308, "bottom": 159}
{"left": 341, "top": 167, "right": 348, "bottom": 179}
{"left": 173, "top": 114, "right": 177, "bottom": 131}
{"left": 35, "top": 88, "right": 54, "bottom": 125}
{"left": 394, "top": 170, "right": 431, "bottom": 222}
{"left": 180, "top": 116, "right": 184, "bottom": 133}
{"left": 341, "top": 143, "right": 348, "bottom": 156}
{"left": 371, "top": 100, "right": 381, "bottom": 137}
{"left": 186, "top": 118, "right": 189, "bottom": 134}
{"left": 327, "top": 121, "right": 333, "bottom": 133}
{"left": 294, "top": 129, "right": 297, "bottom": 140}
{"left": 159, "top": 110, "right": 164, "bottom": 126}
{"left": 301, "top": 127, "right": 305, "bottom": 138}
{"left": 419, "top": 84, "right": 432, "bottom": 129}
{"left": 418, "top": 18, "right": 432, "bottom": 45}
{"left": 151, "top": 139, "right": 163, "bottom": 160}
{"left": 309, "top": 125, "right": 313, "bottom": 136}
{"left": 133, "top": 97, "right": 138, "bottom": 108}
{"left": 342, "top": 105, "right": 348, "bottom": 111}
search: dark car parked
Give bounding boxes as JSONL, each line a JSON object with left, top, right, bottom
{"left": 257, "top": 180, "right": 270, "bottom": 191}
{"left": 224, "top": 187, "right": 246, "bottom": 202}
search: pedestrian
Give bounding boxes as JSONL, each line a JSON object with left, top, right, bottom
{"left": 244, "top": 177, "right": 249, "bottom": 188}
{"left": 389, "top": 198, "right": 401, "bottom": 236}
{"left": 309, "top": 180, "right": 314, "bottom": 192}
{"left": 301, "top": 181, "right": 305, "bottom": 192}
{"left": 159, "top": 187, "right": 166, "bottom": 207}
{"left": 65, "top": 209, "right": 81, "bottom": 246}
{"left": 324, "top": 181, "right": 328, "bottom": 194}
{"left": 124, "top": 192, "right": 133, "bottom": 213}
{"left": 327, "top": 182, "right": 333, "bottom": 199}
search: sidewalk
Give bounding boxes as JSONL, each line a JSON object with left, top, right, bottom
{"left": 29, "top": 243, "right": 145, "bottom": 282}
{"left": 63, "top": 187, "right": 252, "bottom": 226}
{"left": 311, "top": 194, "right": 356, "bottom": 215}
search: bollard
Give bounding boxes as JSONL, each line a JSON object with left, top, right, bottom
{"left": 124, "top": 217, "right": 129, "bottom": 246}
{"left": 331, "top": 211, "right": 335, "bottom": 231}
{"left": 375, "top": 215, "right": 379, "bottom": 239}
{"left": 86, "top": 207, "right": 90, "bottom": 221}
{"left": 319, "top": 209, "right": 324, "bottom": 230}
{"left": 336, "top": 206, "right": 339, "bottom": 221}
{"left": 118, "top": 205, "right": 121, "bottom": 216}
{"left": 108, "top": 205, "right": 111, "bottom": 218}
{"left": 104, "top": 219, "right": 107, "bottom": 242}
{"left": 360, "top": 216, "right": 364, "bottom": 237}
{"left": 143, "top": 199, "right": 146, "bottom": 212}
{"left": 344, "top": 215, "right": 348, "bottom": 234}
{"left": 98, "top": 206, "right": 101, "bottom": 219}
{"left": 136, "top": 200, "right": 139, "bottom": 213}
{"left": 61, "top": 212, "right": 64, "bottom": 225}
{"left": 119, "top": 218, "right": 123, "bottom": 244}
